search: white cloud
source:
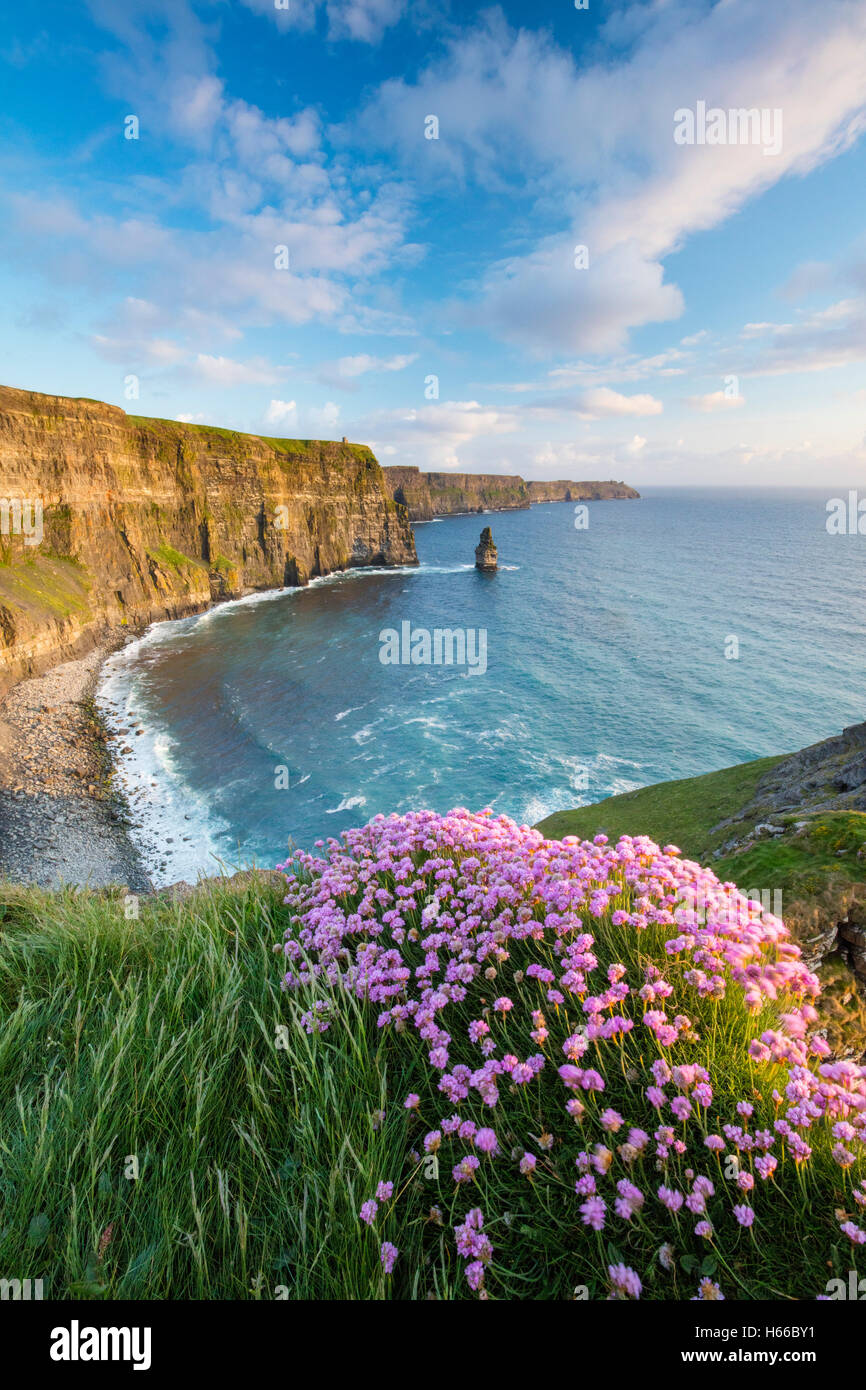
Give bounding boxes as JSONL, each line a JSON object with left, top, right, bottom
{"left": 317, "top": 352, "right": 418, "bottom": 387}
{"left": 687, "top": 390, "right": 745, "bottom": 412}
{"left": 569, "top": 388, "right": 663, "bottom": 419}
{"left": 359, "top": 1, "right": 866, "bottom": 355}
{"left": 264, "top": 399, "right": 298, "bottom": 426}
{"left": 365, "top": 399, "right": 517, "bottom": 469}
{"left": 194, "top": 355, "right": 283, "bottom": 386}
{"left": 239, "top": 0, "right": 407, "bottom": 44}
{"left": 308, "top": 401, "right": 341, "bottom": 431}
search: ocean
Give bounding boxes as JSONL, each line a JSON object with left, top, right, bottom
{"left": 96, "top": 488, "right": 866, "bottom": 886}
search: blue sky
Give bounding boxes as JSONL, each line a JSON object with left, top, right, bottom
{"left": 2, "top": 0, "right": 866, "bottom": 483}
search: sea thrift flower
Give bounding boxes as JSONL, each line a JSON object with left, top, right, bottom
{"left": 658, "top": 1186, "right": 683, "bottom": 1213}
{"left": 453, "top": 1156, "right": 480, "bottom": 1184}
{"left": 380, "top": 1242, "right": 398, "bottom": 1274}
{"left": 476, "top": 1128, "right": 499, "bottom": 1155}
{"left": 693, "top": 1278, "right": 725, "bottom": 1300}
{"left": 608, "top": 1262, "right": 641, "bottom": 1298}
{"left": 277, "top": 807, "right": 857, "bottom": 1300}
{"left": 579, "top": 1196, "right": 606, "bottom": 1231}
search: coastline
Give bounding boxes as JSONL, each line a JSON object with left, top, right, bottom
{"left": 0, "top": 641, "right": 150, "bottom": 892}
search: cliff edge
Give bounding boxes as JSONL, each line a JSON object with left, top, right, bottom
{"left": 384, "top": 466, "right": 639, "bottom": 520}
{"left": 0, "top": 385, "right": 416, "bottom": 696}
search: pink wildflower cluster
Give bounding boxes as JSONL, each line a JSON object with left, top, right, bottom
{"left": 279, "top": 809, "right": 866, "bottom": 1299}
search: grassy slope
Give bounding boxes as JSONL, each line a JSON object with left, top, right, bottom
{"left": 0, "top": 876, "right": 412, "bottom": 1300}
{"left": 1, "top": 855, "right": 860, "bottom": 1300}
{"left": 536, "top": 759, "right": 866, "bottom": 1056}
{"left": 535, "top": 758, "right": 866, "bottom": 904}
{"left": 537, "top": 756, "right": 783, "bottom": 861}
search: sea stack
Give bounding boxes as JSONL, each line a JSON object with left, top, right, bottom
{"left": 475, "top": 526, "right": 498, "bottom": 572}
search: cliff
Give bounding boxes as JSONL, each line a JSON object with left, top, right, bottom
{"left": 384, "top": 467, "right": 529, "bottom": 521}
{"left": 383, "top": 466, "right": 639, "bottom": 520}
{"left": 0, "top": 385, "right": 416, "bottom": 696}
{"left": 526, "top": 480, "right": 640, "bottom": 503}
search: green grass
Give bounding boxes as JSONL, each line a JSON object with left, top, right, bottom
{"left": 536, "top": 755, "right": 784, "bottom": 859}
{"left": 0, "top": 875, "right": 413, "bottom": 1300}
{"left": 0, "top": 555, "right": 92, "bottom": 620}
{"left": 146, "top": 544, "right": 205, "bottom": 572}
{"left": 1, "top": 846, "right": 862, "bottom": 1301}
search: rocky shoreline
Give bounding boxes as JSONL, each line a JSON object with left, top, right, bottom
{"left": 0, "top": 643, "right": 149, "bottom": 892}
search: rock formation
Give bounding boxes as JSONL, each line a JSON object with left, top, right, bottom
{"left": 526, "top": 479, "right": 640, "bottom": 503}
{"left": 383, "top": 466, "right": 639, "bottom": 521}
{"left": 0, "top": 385, "right": 417, "bottom": 696}
{"left": 475, "top": 526, "right": 497, "bottom": 571}
{"left": 385, "top": 467, "right": 529, "bottom": 521}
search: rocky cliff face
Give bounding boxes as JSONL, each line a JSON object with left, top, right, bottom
{"left": 384, "top": 467, "right": 529, "bottom": 521}
{"left": 383, "top": 466, "right": 639, "bottom": 519}
{"left": 526, "top": 480, "right": 640, "bottom": 503}
{"left": 0, "top": 385, "right": 416, "bottom": 696}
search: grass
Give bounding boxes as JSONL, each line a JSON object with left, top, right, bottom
{"left": 2, "top": 829, "right": 863, "bottom": 1301}
{"left": 536, "top": 762, "right": 866, "bottom": 1058}
{"left": 0, "top": 875, "right": 413, "bottom": 1300}
{"left": 146, "top": 544, "right": 205, "bottom": 572}
{"left": 535, "top": 755, "right": 784, "bottom": 859}
{"left": 0, "top": 554, "right": 92, "bottom": 621}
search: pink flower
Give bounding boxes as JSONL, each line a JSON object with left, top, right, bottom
{"left": 453, "top": 1155, "right": 480, "bottom": 1184}
{"left": 404, "top": 1093, "right": 420, "bottom": 1109}
{"left": 493, "top": 997, "right": 513, "bottom": 1013}
{"left": 658, "top": 1186, "right": 683, "bottom": 1213}
{"left": 359, "top": 1200, "right": 378, "bottom": 1225}
{"left": 376, "top": 1181, "right": 394, "bottom": 1202}
{"left": 734, "top": 1204, "right": 755, "bottom": 1228}
{"left": 519, "top": 1152, "right": 536, "bottom": 1176}
{"left": 579, "top": 1196, "right": 606, "bottom": 1231}
{"left": 476, "top": 1127, "right": 499, "bottom": 1155}
{"left": 380, "top": 1241, "right": 398, "bottom": 1274}
{"left": 692, "top": 1278, "right": 725, "bottom": 1300}
{"left": 608, "top": 1262, "right": 641, "bottom": 1298}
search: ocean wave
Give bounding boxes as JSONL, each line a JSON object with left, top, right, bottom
{"left": 325, "top": 795, "right": 367, "bottom": 814}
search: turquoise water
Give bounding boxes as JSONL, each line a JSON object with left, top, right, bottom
{"left": 97, "top": 489, "right": 866, "bottom": 885}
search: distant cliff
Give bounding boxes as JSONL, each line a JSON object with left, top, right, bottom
{"left": 384, "top": 466, "right": 639, "bottom": 520}
{"left": 384, "top": 467, "right": 529, "bottom": 521}
{"left": 526, "top": 480, "right": 640, "bottom": 503}
{"left": 0, "top": 385, "right": 416, "bottom": 696}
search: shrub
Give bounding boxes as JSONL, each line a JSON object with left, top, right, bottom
{"left": 277, "top": 808, "right": 866, "bottom": 1300}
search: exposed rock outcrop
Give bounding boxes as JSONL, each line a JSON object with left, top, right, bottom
{"left": 383, "top": 466, "right": 639, "bottom": 520}
{"left": 475, "top": 526, "right": 497, "bottom": 571}
{"left": 384, "top": 467, "right": 529, "bottom": 521}
{"left": 526, "top": 479, "right": 640, "bottom": 503}
{"left": 0, "top": 385, "right": 417, "bottom": 696}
